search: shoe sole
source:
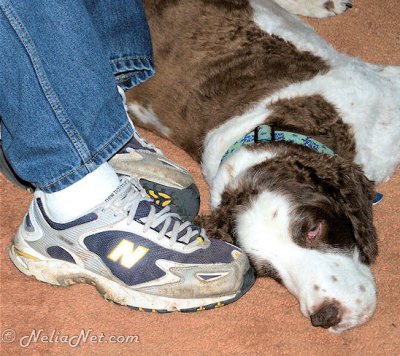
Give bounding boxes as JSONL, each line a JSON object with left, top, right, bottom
{"left": 9, "top": 240, "right": 255, "bottom": 313}
{"left": 140, "top": 179, "right": 200, "bottom": 222}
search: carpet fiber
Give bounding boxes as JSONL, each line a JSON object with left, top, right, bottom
{"left": 1, "top": 1, "right": 399, "bottom": 354}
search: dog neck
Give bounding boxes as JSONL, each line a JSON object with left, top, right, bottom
{"left": 206, "top": 131, "right": 335, "bottom": 209}
{"left": 202, "top": 99, "right": 275, "bottom": 186}
{"left": 206, "top": 124, "right": 382, "bottom": 208}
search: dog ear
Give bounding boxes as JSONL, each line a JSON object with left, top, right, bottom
{"left": 194, "top": 213, "right": 235, "bottom": 244}
{"left": 193, "top": 184, "right": 252, "bottom": 244}
{"left": 336, "top": 171, "right": 377, "bottom": 264}
{"left": 302, "top": 155, "right": 378, "bottom": 264}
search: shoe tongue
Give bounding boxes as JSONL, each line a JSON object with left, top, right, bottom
{"left": 119, "top": 135, "right": 156, "bottom": 153}
{"left": 135, "top": 200, "right": 154, "bottom": 219}
{"left": 135, "top": 200, "right": 202, "bottom": 244}
{"left": 104, "top": 179, "right": 134, "bottom": 205}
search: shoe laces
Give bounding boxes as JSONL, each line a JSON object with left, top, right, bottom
{"left": 117, "top": 86, "right": 162, "bottom": 154}
{"left": 113, "top": 179, "right": 208, "bottom": 248}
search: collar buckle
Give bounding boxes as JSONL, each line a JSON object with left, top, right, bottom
{"left": 254, "top": 126, "right": 261, "bottom": 143}
{"left": 254, "top": 125, "right": 275, "bottom": 143}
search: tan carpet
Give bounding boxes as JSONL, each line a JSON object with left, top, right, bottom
{"left": 1, "top": 1, "right": 399, "bottom": 354}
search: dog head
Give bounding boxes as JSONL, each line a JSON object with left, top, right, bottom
{"left": 201, "top": 145, "right": 377, "bottom": 332}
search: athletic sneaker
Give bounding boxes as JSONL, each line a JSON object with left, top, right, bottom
{"left": 109, "top": 126, "right": 200, "bottom": 222}
{"left": 9, "top": 177, "right": 254, "bottom": 313}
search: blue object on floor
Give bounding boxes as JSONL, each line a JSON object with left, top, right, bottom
{"left": 373, "top": 192, "right": 384, "bottom": 205}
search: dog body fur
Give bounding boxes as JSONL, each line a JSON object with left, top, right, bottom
{"left": 127, "top": 0, "right": 400, "bottom": 332}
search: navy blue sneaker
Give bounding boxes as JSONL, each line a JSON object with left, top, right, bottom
{"left": 9, "top": 178, "right": 254, "bottom": 312}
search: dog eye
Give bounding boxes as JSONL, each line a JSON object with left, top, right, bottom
{"left": 307, "top": 222, "right": 322, "bottom": 240}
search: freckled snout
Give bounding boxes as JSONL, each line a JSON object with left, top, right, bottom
{"left": 310, "top": 303, "right": 341, "bottom": 329}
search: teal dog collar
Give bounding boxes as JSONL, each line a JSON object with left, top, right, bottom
{"left": 220, "top": 124, "right": 336, "bottom": 164}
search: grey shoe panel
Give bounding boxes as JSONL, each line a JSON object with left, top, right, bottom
{"left": 110, "top": 151, "right": 194, "bottom": 189}
{"left": 135, "top": 255, "right": 250, "bottom": 298}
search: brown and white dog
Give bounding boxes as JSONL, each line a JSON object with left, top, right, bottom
{"left": 127, "top": 0, "right": 400, "bottom": 332}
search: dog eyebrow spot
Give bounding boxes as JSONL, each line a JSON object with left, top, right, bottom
{"left": 273, "top": 209, "right": 278, "bottom": 219}
{"left": 314, "top": 284, "right": 320, "bottom": 291}
{"left": 331, "top": 275, "right": 338, "bottom": 282}
{"left": 359, "top": 285, "right": 366, "bottom": 292}
{"left": 356, "top": 299, "right": 362, "bottom": 304}
{"left": 324, "top": 1, "right": 335, "bottom": 11}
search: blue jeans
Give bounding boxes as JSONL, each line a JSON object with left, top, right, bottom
{"left": 0, "top": 0, "right": 154, "bottom": 192}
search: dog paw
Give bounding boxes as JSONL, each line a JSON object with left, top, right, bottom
{"left": 275, "top": 0, "right": 353, "bottom": 18}
{"left": 304, "top": 0, "right": 353, "bottom": 18}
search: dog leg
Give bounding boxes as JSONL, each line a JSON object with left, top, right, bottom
{"left": 272, "top": 0, "right": 353, "bottom": 18}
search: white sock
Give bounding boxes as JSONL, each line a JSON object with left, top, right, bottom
{"left": 43, "top": 163, "right": 120, "bottom": 222}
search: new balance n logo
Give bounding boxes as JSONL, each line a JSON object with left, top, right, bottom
{"left": 107, "top": 239, "right": 149, "bottom": 269}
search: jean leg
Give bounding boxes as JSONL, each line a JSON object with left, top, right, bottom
{"left": 0, "top": 0, "right": 133, "bottom": 192}
{"left": 84, "top": 0, "right": 155, "bottom": 89}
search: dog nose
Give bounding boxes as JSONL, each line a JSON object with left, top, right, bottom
{"left": 310, "top": 303, "right": 341, "bottom": 329}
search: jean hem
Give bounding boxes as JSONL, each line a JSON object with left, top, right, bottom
{"left": 37, "top": 122, "right": 134, "bottom": 193}
{"left": 111, "top": 56, "right": 155, "bottom": 90}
